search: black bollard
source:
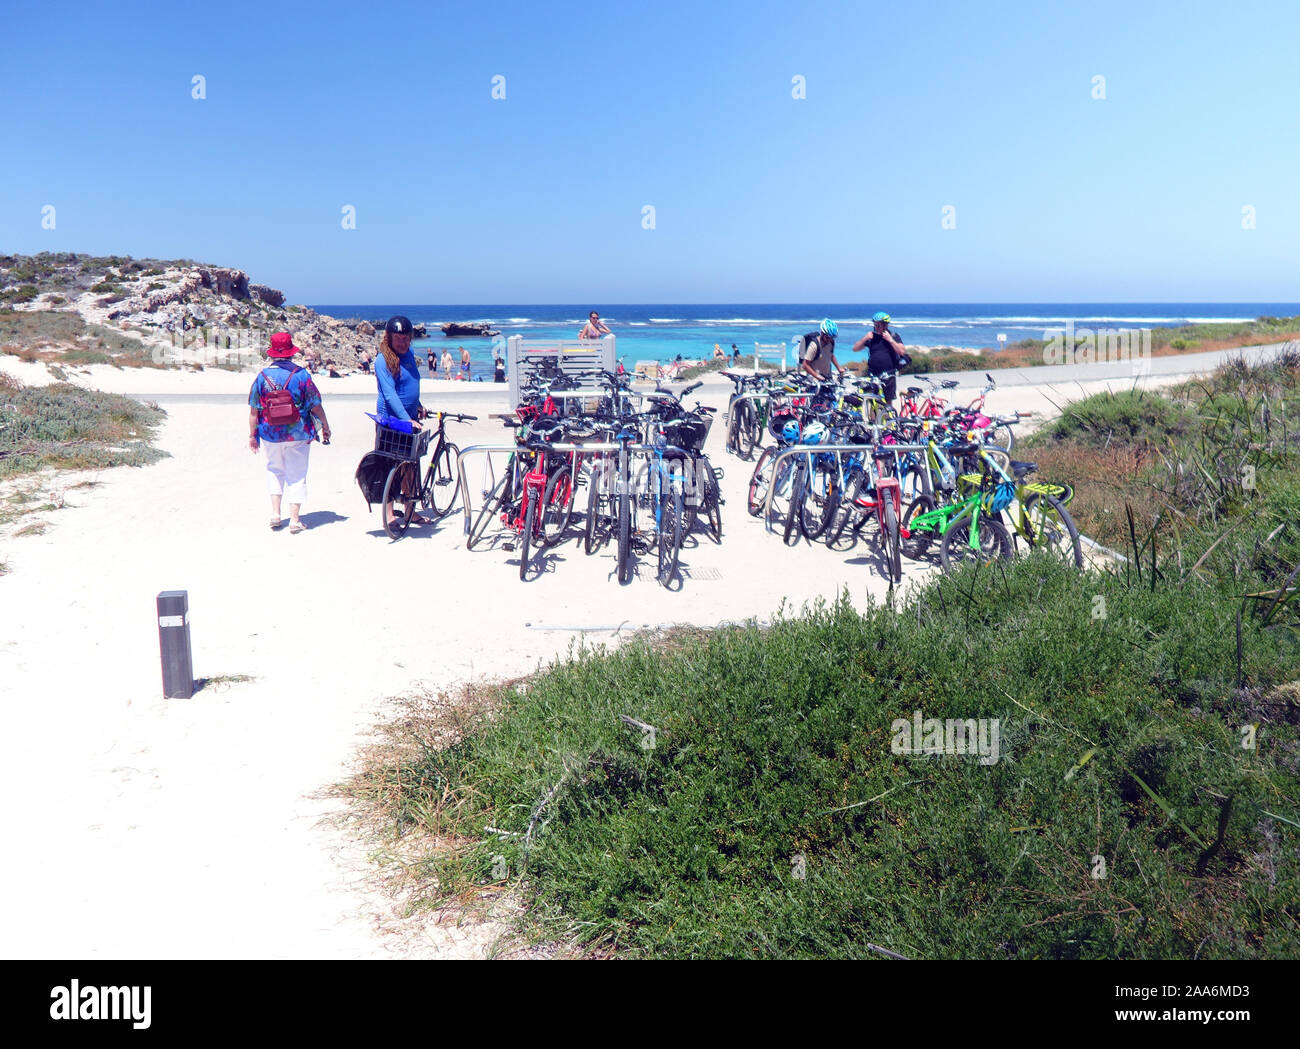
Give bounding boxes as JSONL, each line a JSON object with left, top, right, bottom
{"left": 157, "top": 590, "right": 194, "bottom": 698}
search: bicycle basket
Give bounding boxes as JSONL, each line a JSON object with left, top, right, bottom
{"left": 663, "top": 414, "right": 711, "bottom": 454}
{"left": 374, "top": 424, "right": 429, "bottom": 461}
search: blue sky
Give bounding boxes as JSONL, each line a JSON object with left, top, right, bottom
{"left": 1, "top": 0, "right": 1297, "bottom": 303}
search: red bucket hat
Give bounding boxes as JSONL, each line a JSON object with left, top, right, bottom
{"left": 268, "top": 332, "right": 299, "bottom": 358}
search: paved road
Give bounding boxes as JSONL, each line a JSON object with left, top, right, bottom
{"left": 916, "top": 339, "right": 1294, "bottom": 388}
{"left": 128, "top": 340, "right": 1295, "bottom": 405}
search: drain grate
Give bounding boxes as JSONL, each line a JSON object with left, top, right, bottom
{"left": 683, "top": 566, "right": 722, "bottom": 580}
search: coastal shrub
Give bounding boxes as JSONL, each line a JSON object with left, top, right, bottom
{"left": 1038, "top": 388, "right": 1194, "bottom": 450}
{"left": 2, "top": 285, "right": 40, "bottom": 304}
{"left": 0, "top": 382, "right": 168, "bottom": 479}
{"left": 354, "top": 537, "right": 1298, "bottom": 958}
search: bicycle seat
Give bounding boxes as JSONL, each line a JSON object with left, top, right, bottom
{"left": 905, "top": 386, "right": 923, "bottom": 397}
{"left": 1010, "top": 460, "right": 1038, "bottom": 478}
{"left": 941, "top": 380, "right": 960, "bottom": 389}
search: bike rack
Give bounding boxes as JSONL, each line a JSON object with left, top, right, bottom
{"left": 759, "top": 442, "right": 931, "bottom": 534}
{"left": 455, "top": 440, "right": 687, "bottom": 537}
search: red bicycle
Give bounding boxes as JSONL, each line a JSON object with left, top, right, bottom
{"left": 824, "top": 446, "right": 905, "bottom": 584}
{"left": 899, "top": 376, "right": 960, "bottom": 419}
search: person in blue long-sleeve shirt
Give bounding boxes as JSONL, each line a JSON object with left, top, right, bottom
{"left": 374, "top": 315, "right": 428, "bottom": 527}
{"left": 376, "top": 316, "right": 424, "bottom": 423}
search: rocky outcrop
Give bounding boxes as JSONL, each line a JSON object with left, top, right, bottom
{"left": 441, "top": 321, "right": 499, "bottom": 337}
{"left": 2, "top": 252, "right": 388, "bottom": 374}
{"left": 250, "top": 283, "right": 285, "bottom": 308}
{"left": 196, "top": 266, "right": 250, "bottom": 299}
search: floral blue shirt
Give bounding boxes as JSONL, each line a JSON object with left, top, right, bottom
{"left": 249, "top": 364, "right": 322, "bottom": 443}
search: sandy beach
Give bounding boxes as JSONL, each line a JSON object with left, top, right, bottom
{"left": 0, "top": 343, "right": 1287, "bottom": 958}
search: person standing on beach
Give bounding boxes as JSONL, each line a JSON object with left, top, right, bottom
{"left": 579, "top": 310, "right": 611, "bottom": 339}
{"left": 851, "top": 311, "right": 909, "bottom": 403}
{"left": 441, "top": 347, "right": 454, "bottom": 381}
{"left": 375, "top": 316, "right": 430, "bottom": 527}
{"left": 460, "top": 345, "right": 471, "bottom": 381}
{"left": 248, "top": 332, "right": 331, "bottom": 534}
{"left": 427, "top": 350, "right": 436, "bottom": 376}
{"left": 799, "top": 319, "right": 843, "bottom": 381}
{"left": 494, "top": 355, "right": 506, "bottom": 382}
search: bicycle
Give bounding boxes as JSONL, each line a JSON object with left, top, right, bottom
{"left": 820, "top": 442, "right": 905, "bottom": 584}
{"left": 956, "top": 457, "right": 1082, "bottom": 568}
{"left": 372, "top": 418, "right": 433, "bottom": 541}
{"left": 646, "top": 382, "right": 723, "bottom": 544}
{"left": 722, "top": 371, "right": 771, "bottom": 460}
{"left": 900, "top": 447, "right": 1015, "bottom": 570}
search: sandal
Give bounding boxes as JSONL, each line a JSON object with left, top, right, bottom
{"left": 289, "top": 521, "right": 306, "bottom": 534}
{"left": 270, "top": 517, "right": 285, "bottom": 530}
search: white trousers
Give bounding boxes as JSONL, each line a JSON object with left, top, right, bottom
{"left": 263, "top": 439, "right": 311, "bottom": 504}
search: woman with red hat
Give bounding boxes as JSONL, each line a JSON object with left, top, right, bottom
{"left": 248, "top": 331, "right": 331, "bottom": 533}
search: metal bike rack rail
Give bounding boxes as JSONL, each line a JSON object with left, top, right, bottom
{"left": 760, "top": 442, "right": 931, "bottom": 534}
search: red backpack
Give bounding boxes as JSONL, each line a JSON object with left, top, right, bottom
{"left": 260, "top": 366, "right": 302, "bottom": 427}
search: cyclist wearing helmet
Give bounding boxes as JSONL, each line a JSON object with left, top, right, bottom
{"left": 799, "top": 318, "right": 843, "bottom": 381}
{"left": 375, "top": 315, "right": 430, "bottom": 527}
{"left": 376, "top": 315, "right": 426, "bottom": 427}
{"left": 852, "top": 311, "right": 908, "bottom": 402}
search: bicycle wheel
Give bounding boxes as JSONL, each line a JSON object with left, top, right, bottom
{"left": 519, "top": 488, "right": 537, "bottom": 581}
{"left": 541, "top": 465, "right": 574, "bottom": 546}
{"left": 881, "top": 494, "right": 902, "bottom": 584}
{"left": 783, "top": 460, "right": 807, "bottom": 546}
{"left": 679, "top": 457, "right": 699, "bottom": 536}
{"left": 701, "top": 457, "right": 723, "bottom": 543}
{"left": 901, "top": 494, "right": 937, "bottom": 560}
{"left": 382, "top": 464, "right": 415, "bottom": 540}
{"left": 989, "top": 424, "right": 1016, "bottom": 453}
{"left": 617, "top": 449, "right": 633, "bottom": 584}
{"left": 468, "top": 471, "right": 508, "bottom": 551}
{"left": 584, "top": 457, "right": 607, "bottom": 555}
{"left": 656, "top": 477, "right": 682, "bottom": 587}
{"left": 424, "top": 441, "right": 461, "bottom": 518}
{"left": 800, "top": 464, "right": 835, "bottom": 541}
{"left": 827, "top": 470, "right": 867, "bottom": 550}
{"left": 734, "top": 400, "right": 756, "bottom": 459}
{"left": 940, "top": 512, "right": 1013, "bottom": 571}
{"left": 1021, "top": 492, "right": 1083, "bottom": 568}
{"left": 747, "top": 447, "right": 774, "bottom": 517}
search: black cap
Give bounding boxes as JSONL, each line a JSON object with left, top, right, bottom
{"left": 385, "top": 315, "right": 414, "bottom": 336}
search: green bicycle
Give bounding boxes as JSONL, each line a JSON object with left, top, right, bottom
{"left": 901, "top": 448, "right": 1016, "bottom": 570}
{"left": 956, "top": 459, "right": 1082, "bottom": 568}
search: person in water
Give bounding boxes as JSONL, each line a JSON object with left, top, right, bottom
{"left": 579, "top": 310, "right": 611, "bottom": 339}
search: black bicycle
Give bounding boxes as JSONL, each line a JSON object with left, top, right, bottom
{"left": 378, "top": 411, "right": 476, "bottom": 539}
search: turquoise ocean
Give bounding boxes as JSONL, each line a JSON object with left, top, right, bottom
{"left": 308, "top": 303, "right": 1300, "bottom": 376}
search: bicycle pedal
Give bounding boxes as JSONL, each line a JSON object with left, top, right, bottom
{"left": 502, "top": 541, "right": 516, "bottom": 552}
